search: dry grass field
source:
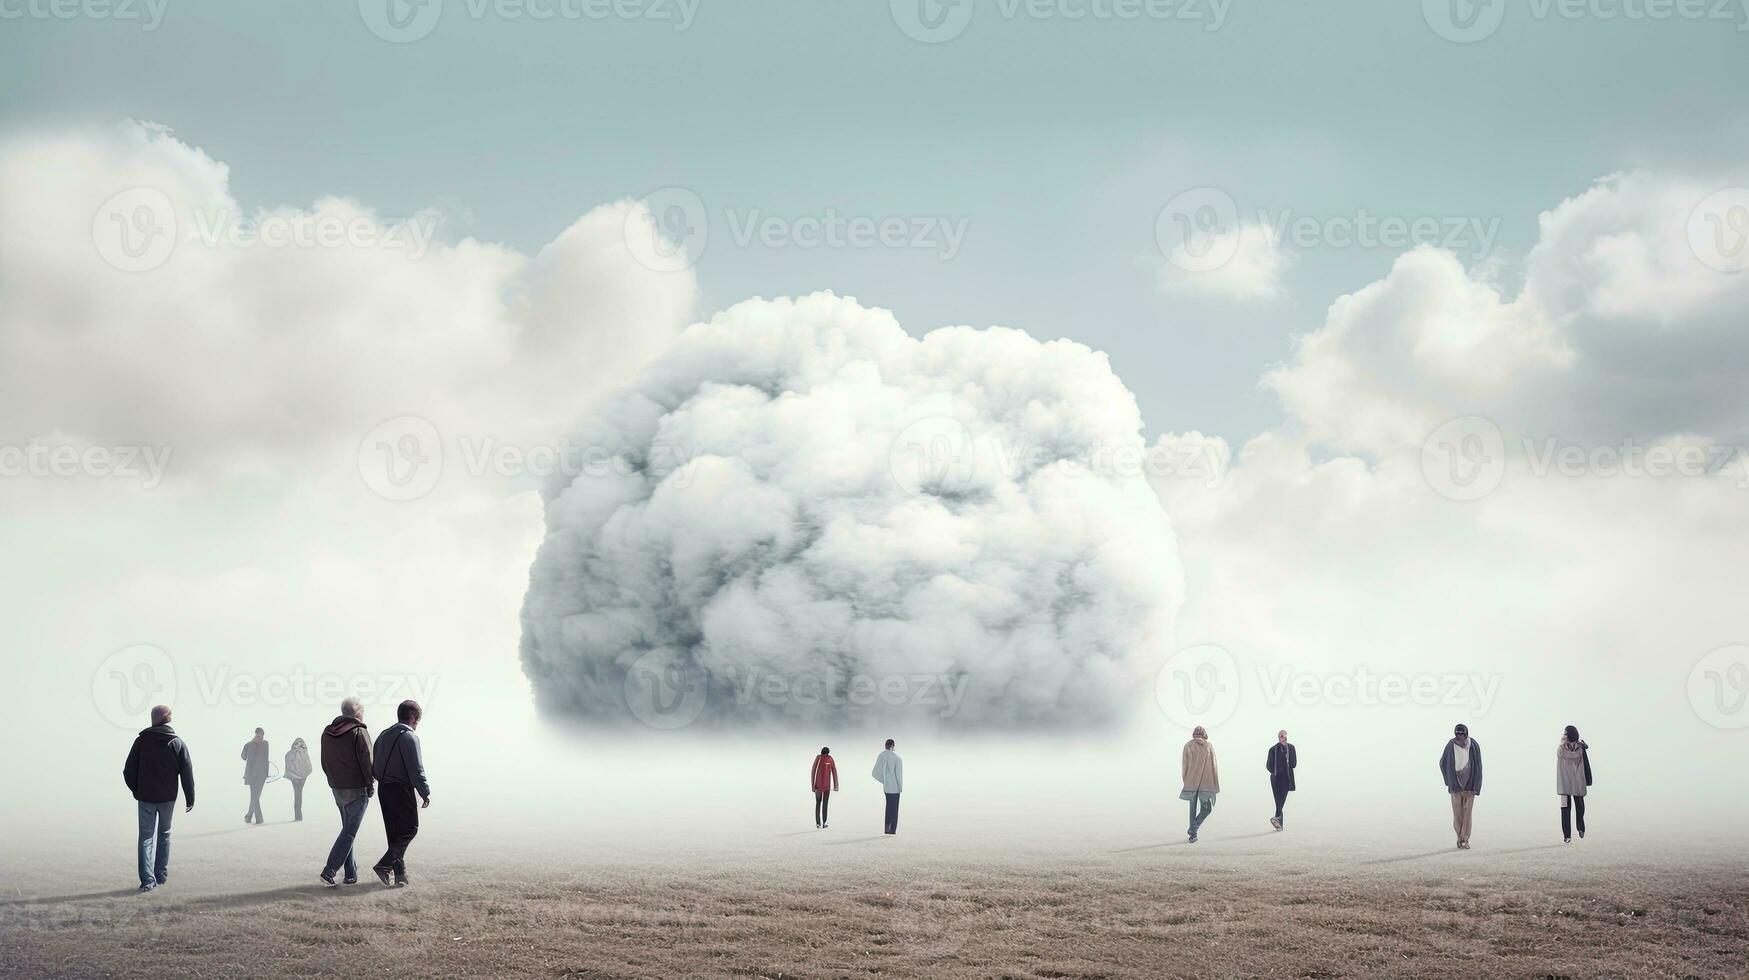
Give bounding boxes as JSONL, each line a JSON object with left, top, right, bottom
{"left": 3, "top": 816, "right": 1746, "bottom": 979}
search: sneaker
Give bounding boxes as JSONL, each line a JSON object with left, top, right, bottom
{"left": 155, "top": 876, "right": 167, "bottom": 886}
{"left": 1270, "top": 817, "right": 1281, "bottom": 830}
{"left": 372, "top": 866, "right": 395, "bottom": 887}
{"left": 138, "top": 882, "right": 155, "bottom": 892}
{"left": 1188, "top": 833, "right": 1198, "bottom": 843}
{"left": 1563, "top": 838, "right": 1571, "bottom": 844}
{"left": 1578, "top": 830, "right": 1585, "bottom": 839}
{"left": 822, "top": 823, "right": 829, "bottom": 829}
{"left": 320, "top": 870, "right": 337, "bottom": 887}
{"left": 393, "top": 874, "right": 409, "bottom": 888}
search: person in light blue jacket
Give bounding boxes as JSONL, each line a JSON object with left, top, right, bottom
{"left": 872, "top": 739, "right": 903, "bottom": 835}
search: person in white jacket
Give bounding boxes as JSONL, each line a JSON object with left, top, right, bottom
{"left": 872, "top": 739, "right": 903, "bottom": 835}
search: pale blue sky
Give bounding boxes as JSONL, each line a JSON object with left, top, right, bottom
{"left": 3, "top": 0, "right": 1743, "bottom": 440}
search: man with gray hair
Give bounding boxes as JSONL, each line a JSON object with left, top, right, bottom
{"left": 122, "top": 705, "right": 194, "bottom": 891}
{"left": 318, "top": 697, "right": 373, "bottom": 886}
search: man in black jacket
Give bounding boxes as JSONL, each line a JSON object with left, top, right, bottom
{"left": 370, "top": 699, "right": 431, "bottom": 888}
{"left": 1266, "top": 729, "right": 1297, "bottom": 830}
{"left": 122, "top": 705, "right": 195, "bottom": 891}
{"left": 319, "top": 697, "right": 373, "bottom": 886}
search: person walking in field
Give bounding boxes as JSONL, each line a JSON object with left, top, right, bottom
{"left": 122, "top": 704, "right": 194, "bottom": 891}
{"left": 1266, "top": 729, "right": 1296, "bottom": 831}
{"left": 1556, "top": 725, "right": 1592, "bottom": 843}
{"left": 1439, "top": 723, "right": 1482, "bottom": 849}
{"left": 284, "top": 737, "right": 313, "bottom": 822}
{"left": 371, "top": 699, "right": 431, "bottom": 887}
{"left": 319, "top": 698, "right": 374, "bottom": 887}
{"left": 811, "top": 746, "right": 840, "bottom": 829}
{"left": 872, "top": 739, "right": 903, "bottom": 835}
{"left": 240, "top": 728, "right": 270, "bottom": 824}
{"left": 1181, "top": 726, "right": 1220, "bottom": 842}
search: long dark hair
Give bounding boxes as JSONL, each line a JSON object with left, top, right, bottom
{"left": 819, "top": 746, "right": 830, "bottom": 756}
{"left": 1563, "top": 725, "right": 1581, "bottom": 744}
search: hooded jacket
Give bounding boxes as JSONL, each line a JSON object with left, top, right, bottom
{"left": 1555, "top": 739, "right": 1591, "bottom": 797}
{"left": 321, "top": 716, "right": 374, "bottom": 791}
{"left": 811, "top": 754, "right": 840, "bottom": 794}
{"left": 1438, "top": 737, "right": 1483, "bottom": 793}
{"left": 123, "top": 724, "right": 195, "bottom": 805}
{"left": 1181, "top": 736, "right": 1220, "bottom": 795}
{"left": 284, "top": 739, "right": 314, "bottom": 782}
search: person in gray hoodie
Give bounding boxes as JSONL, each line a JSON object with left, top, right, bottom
{"left": 370, "top": 699, "right": 431, "bottom": 887}
{"left": 1438, "top": 723, "right": 1482, "bottom": 849}
{"left": 122, "top": 705, "right": 194, "bottom": 891}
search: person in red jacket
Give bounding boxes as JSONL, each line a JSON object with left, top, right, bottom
{"left": 810, "top": 747, "right": 840, "bottom": 829}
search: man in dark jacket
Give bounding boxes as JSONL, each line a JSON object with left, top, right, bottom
{"left": 240, "top": 728, "right": 270, "bottom": 824}
{"left": 319, "top": 697, "right": 373, "bottom": 886}
{"left": 1266, "top": 729, "right": 1297, "bottom": 830}
{"left": 122, "top": 705, "right": 194, "bottom": 891}
{"left": 1438, "top": 723, "right": 1483, "bottom": 849}
{"left": 370, "top": 699, "right": 431, "bottom": 887}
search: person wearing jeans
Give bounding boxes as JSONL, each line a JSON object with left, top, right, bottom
{"left": 872, "top": 739, "right": 903, "bottom": 835}
{"left": 371, "top": 700, "right": 432, "bottom": 887}
{"left": 319, "top": 697, "right": 374, "bottom": 886}
{"left": 122, "top": 704, "right": 195, "bottom": 892}
{"left": 1180, "top": 726, "right": 1220, "bottom": 842}
{"left": 1438, "top": 723, "right": 1483, "bottom": 849}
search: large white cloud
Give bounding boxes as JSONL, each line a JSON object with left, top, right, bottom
{"left": 520, "top": 292, "right": 1184, "bottom": 730}
{"left": 1265, "top": 172, "right": 1749, "bottom": 454}
{"left": 0, "top": 121, "right": 697, "bottom": 475}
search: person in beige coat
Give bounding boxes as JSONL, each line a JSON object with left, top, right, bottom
{"left": 1180, "top": 726, "right": 1220, "bottom": 842}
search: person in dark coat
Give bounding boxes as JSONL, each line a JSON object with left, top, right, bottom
{"left": 1266, "top": 729, "right": 1297, "bottom": 830}
{"left": 1438, "top": 723, "right": 1482, "bottom": 849}
{"left": 240, "top": 728, "right": 270, "bottom": 824}
{"left": 123, "top": 705, "right": 195, "bottom": 891}
{"left": 810, "top": 747, "right": 840, "bottom": 829}
{"left": 370, "top": 700, "right": 431, "bottom": 887}
{"left": 319, "top": 697, "right": 374, "bottom": 886}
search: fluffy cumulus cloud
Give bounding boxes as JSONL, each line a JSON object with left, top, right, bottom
{"left": 1145, "top": 172, "right": 1749, "bottom": 803}
{"left": 0, "top": 121, "right": 697, "bottom": 474}
{"left": 1265, "top": 172, "right": 1749, "bottom": 453}
{"left": 520, "top": 293, "right": 1184, "bottom": 730}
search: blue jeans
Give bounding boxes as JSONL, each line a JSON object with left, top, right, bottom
{"left": 137, "top": 800, "right": 175, "bottom": 886}
{"left": 1187, "top": 793, "right": 1215, "bottom": 835}
{"left": 324, "top": 788, "right": 371, "bottom": 879}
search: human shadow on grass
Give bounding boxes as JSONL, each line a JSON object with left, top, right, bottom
{"left": 0, "top": 888, "right": 142, "bottom": 907}
{"left": 822, "top": 835, "right": 891, "bottom": 845}
{"left": 1108, "top": 841, "right": 1193, "bottom": 853}
{"left": 183, "top": 822, "right": 293, "bottom": 840}
{"left": 774, "top": 830, "right": 818, "bottom": 838}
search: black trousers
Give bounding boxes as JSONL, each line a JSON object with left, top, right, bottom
{"left": 883, "top": 793, "right": 900, "bottom": 834}
{"left": 814, "top": 791, "right": 830, "bottom": 826}
{"left": 376, "top": 781, "right": 420, "bottom": 875}
{"left": 1271, "top": 783, "right": 1290, "bottom": 820}
{"left": 1560, "top": 796, "right": 1586, "bottom": 838}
